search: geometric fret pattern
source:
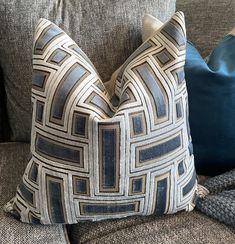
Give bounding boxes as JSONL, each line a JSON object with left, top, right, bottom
{"left": 6, "top": 12, "right": 197, "bottom": 224}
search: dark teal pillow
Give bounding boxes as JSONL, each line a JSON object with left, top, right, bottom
{"left": 185, "top": 33, "right": 235, "bottom": 176}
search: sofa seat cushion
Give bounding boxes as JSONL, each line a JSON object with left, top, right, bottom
{"left": 0, "top": 143, "right": 69, "bottom": 244}
{"left": 68, "top": 210, "right": 235, "bottom": 244}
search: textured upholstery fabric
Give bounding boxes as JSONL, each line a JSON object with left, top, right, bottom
{"left": 0, "top": 67, "right": 10, "bottom": 141}
{"left": 176, "top": 0, "right": 235, "bottom": 58}
{"left": 0, "top": 143, "right": 69, "bottom": 244}
{"left": 68, "top": 210, "right": 235, "bottom": 244}
{"left": 0, "top": 0, "right": 175, "bottom": 141}
{"left": 5, "top": 12, "right": 197, "bottom": 224}
{"left": 185, "top": 34, "right": 235, "bottom": 175}
{"left": 197, "top": 170, "right": 235, "bottom": 228}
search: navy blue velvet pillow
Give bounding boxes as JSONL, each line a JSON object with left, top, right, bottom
{"left": 185, "top": 33, "right": 235, "bottom": 176}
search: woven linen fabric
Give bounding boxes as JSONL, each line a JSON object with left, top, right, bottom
{"left": 4, "top": 12, "right": 197, "bottom": 224}
{"left": 177, "top": 0, "right": 235, "bottom": 58}
{"left": 0, "top": 0, "right": 175, "bottom": 142}
{"left": 68, "top": 211, "right": 235, "bottom": 244}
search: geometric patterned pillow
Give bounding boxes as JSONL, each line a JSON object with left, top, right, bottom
{"left": 4, "top": 12, "right": 197, "bottom": 224}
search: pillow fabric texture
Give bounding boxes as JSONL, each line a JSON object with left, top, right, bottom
{"left": 143, "top": 14, "right": 235, "bottom": 176}
{"left": 4, "top": 12, "right": 197, "bottom": 224}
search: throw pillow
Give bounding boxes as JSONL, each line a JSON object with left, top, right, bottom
{"left": 4, "top": 12, "right": 197, "bottom": 224}
{"left": 185, "top": 32, "right": 235, "bottom": 176}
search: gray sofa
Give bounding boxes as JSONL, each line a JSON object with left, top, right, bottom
{"left": 0, "top": 0, "right": 234, "bottom": 243}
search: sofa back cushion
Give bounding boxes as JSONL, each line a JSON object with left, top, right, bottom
{"left": 0, "top": 0, "right": 175, "bottom": 141}
{"left": 176, "top": 0, "right": 235, "bottom": 58}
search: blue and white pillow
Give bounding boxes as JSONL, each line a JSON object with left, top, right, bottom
{"left": 4, "top": 12, "right": 197, "bottom": 224}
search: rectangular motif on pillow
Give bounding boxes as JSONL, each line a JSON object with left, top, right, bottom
{"left": 4, "top": 12, "right": 197, "bottom": 224}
